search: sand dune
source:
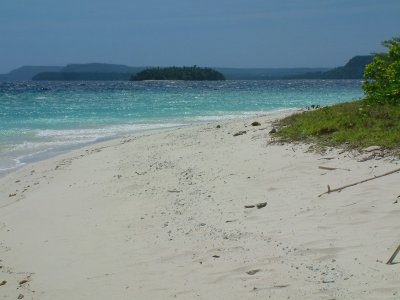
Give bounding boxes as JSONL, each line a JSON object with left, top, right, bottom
{"left": 1, "top": 112, "right": 399, "bottom": 299}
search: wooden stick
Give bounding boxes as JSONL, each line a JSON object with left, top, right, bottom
{"left": 387, "top": 245, "right": 400, "bottom": 265}
{"left": 318, "top": 166, "right": 351, "bottom": 171}
{"left": 318, "top": 167, "right": 400, "bottom": 197}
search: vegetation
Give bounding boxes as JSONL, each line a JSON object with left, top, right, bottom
{"left": 273, "top": 100, "right": 400, "bottom": 150}
{"left": 273, "top": 38, "right": 400, "bottom": 152}
{"left": 363, "top": 38, "right": 400, "bottom": 105}
{"left": 130, "top": 66, "right": 225, "bottom": 81}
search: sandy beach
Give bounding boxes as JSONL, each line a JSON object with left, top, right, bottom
{"left": 0, "top": 112, "right": 399, "bottom": 299}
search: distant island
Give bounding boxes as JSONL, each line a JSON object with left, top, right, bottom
{"left": 0, "top": 56, "right": 373, "bottom": 81}
{"left": 130, "top": 66, "right": 225, "bottom": 81}
{"left": 284, "top": 56, "right": 373, "bottom": 79}
{"left": 32, "top": 72, "right": 132, "bottom": 81}
{"left": 29, "top": 63, "right": 146, "bottom": 81}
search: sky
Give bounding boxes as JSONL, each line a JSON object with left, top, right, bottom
{"left": 0, "top": 0, "right": 399, "bottom": 73}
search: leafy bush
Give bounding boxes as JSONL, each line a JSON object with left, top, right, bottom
{"left": 363, "top": 37, "right": 400, "bottom": 105}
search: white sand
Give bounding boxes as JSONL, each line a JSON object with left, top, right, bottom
{"left": 0, "top": 112, "right": 399, "bottom": 299}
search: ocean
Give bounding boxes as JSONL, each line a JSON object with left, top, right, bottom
{"left": 0, "top": 80, "right": 363, "bottom": 175}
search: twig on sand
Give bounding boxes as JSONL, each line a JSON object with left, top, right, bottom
{"left": 244, "top": 202, "right": 268, "bottom": 209}
{"left": 318, "top": 166, "right": 351, "bottom": 171}
{"left": 387, "top": 244, "right": 400, "bottom": 265}
{"left": 318, "top": 167, "right": 400, "bottom": 197}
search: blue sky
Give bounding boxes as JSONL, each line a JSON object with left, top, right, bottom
{"left": 0, "top": 0, "right": 399, "bottom": 72}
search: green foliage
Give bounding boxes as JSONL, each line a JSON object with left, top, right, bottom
{"left": 363, "top": 37, "right": 400, "bottom": 105}
{"left": 130, "top": 66, "right": 225, "bottom": 81}
{"left": 273, "top": 101, "right": 400, "bottom": 151}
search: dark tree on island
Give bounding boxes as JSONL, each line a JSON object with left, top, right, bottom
{"left": 130, "top": 66, "right": 225, "bottom": 81}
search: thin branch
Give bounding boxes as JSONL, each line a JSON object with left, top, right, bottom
{"left": 318, "top": 166, "right": 351, "bottom": 171}
{"left": 318, "top": 167, "right": 400, "bottom": 197}
{"left": 387, "top": 245, "right": 400, "bottom": 265}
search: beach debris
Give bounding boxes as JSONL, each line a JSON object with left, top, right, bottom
{"left": 8, "top": 193, "right": 16, "bottom": 197}
{"left": 318, "top": 166, "right": 351, "bottom": 172}
{"left": 19, "top": 279, "right": 28, "bottom": 286}
{"left": 318, "top": 157, "right": 335, "bottom": 160}
{"left": 269, "top": 128, "right": 277, "bottom": 134}
{"left": 318, "top": 167, "right": 400, "bottom": 197}
{"left": 244, "top": 205, "right": 255, "bottom": 208}
{"left": 322, "top": 280, "right": 335, "bottom": 284}
{"left": 387, "top": 244, "right": 400, "bottom": 265}
{"left": 251, "top": 121, "right": 261, "bottom": 126}
{"left": 0, "top": 280, "right": 6, "bottom": 286}
{"left": 216, "top": 125, "right": 221, "bottom": 128}
{"left": 212, "top": 255, "right": 220, "bottom": 258}
{"left": 167, "top": 189, "right": 181, "bottom": 193}
{"left": 363, "top": 145, "right": 381, "bottom": 152}
{"left": 233, "top": 130, "right": 247, "bottom": 136}
{"left": 135, "top": 171, "right": 147, "bottom": 176}
{"left": 256, "top": 202, "right": 268, "bottom": 209}
{"left": 357, "top": 154, "right": 374, "bottom": 162}
{"left": 244, "top": 202, "right": 267, "bottom": 209}
{"left": 225, "top": 219, "right": 238, "bottom": 223}
{"left": 306, "top": 104, "right": 320, "bottom": 110}
{"left": 246, "top": 269, "right": 261, "bottom": 275}
{"left": 273, "top": 284, "right": 289, "bottom": 288}
{"left": 18, "top": 294, "right": 24, "bottom": 299}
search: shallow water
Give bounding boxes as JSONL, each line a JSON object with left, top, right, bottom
{"left": 0, "top": 80, "right": 363, "bottom": 173}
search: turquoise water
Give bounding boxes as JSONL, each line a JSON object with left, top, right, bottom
{"left": 0, "top": 80, "right": 363, "bottom": 174}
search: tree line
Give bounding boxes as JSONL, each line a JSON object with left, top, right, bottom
{"left": 130, "top": 66, "right": 225, "bottom": 81}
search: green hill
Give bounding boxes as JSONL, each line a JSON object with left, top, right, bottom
{"left": 0, "top": 66, "right": 63, "bottom": 81}
{"left": 32, "top": 64, "right": 147, "bottom": 81}
{"left": 32, "top": 72, "right": 132, "bottom": 81}
{"left": 287, "top": 56, "right": 373, "bottom": 79}
{"left": 61, "top": 63, "right": 145, "bottom": 74}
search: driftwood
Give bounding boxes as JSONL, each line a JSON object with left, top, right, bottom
{"left": 318, "top": 166, "right": 351, "bottom": 171}
{"left": 387, "top": 244, "right": 400, "bottom": 265}
{"left": 244, "top": 202, "right": 268, "bottom": 209}
{"left": 318, "top": 167, "right": 400, "bottom": 197}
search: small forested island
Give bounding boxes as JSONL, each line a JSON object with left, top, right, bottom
{"left": 130, "top": 66, "right": 225, "bottom": 81}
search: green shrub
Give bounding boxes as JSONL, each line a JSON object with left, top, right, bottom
{"left": 363, "top": 37, "right": 400, "bottom": 105}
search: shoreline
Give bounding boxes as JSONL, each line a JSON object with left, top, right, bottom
{"left": 0, "top": 108, "right": 297, "bottom": 178}
{"left": 0, "top": 111, "right": 399, "bottom": 299}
